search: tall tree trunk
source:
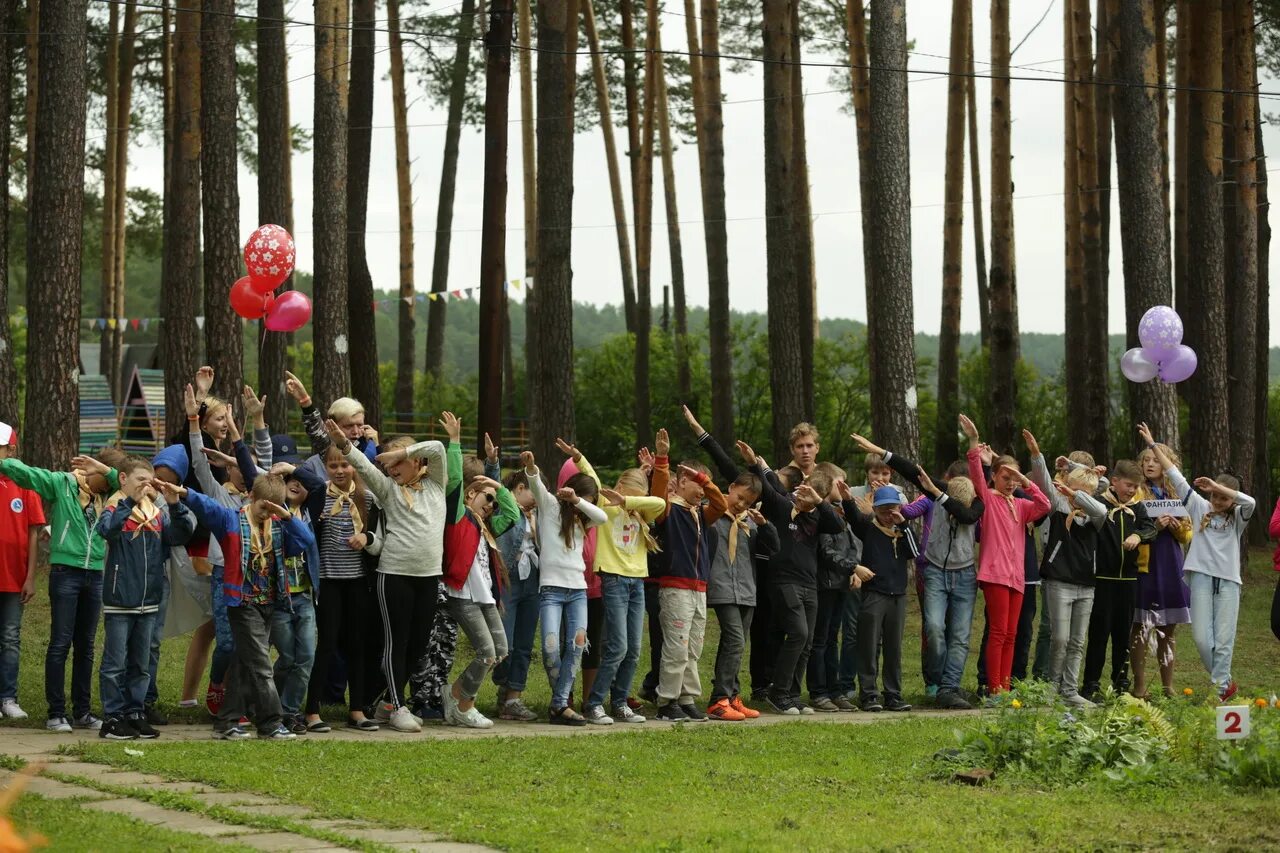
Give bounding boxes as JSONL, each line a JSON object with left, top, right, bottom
{"left": 257, "top": 0, "right": 294, "bottom": 432}
{"left": 1064, "top": 0, "right": 1085, "bottom": 442}
{"left": 387, "top": 0, "right": 415, "bottom": 418}
{"left": 989, "top": 0, "right": 1018, "bottom": 453}
{"left": 201, "top": 0, "right": 243, "bottom": 404}
{"left": 936, "top": 0, "right": 968, "bottom": 468}
{"left": 313, "top": 0, "right": 352, "bottom": 405}
{"left": 1114, "top": 0, "right": 1178, "bottom": 445}
{"left": 23, "top": 0, "right": 37, "bottom": 212}
{"left": 790, "top": 1, "right": 815, "bottom": 409}
{"left": 1172, "top": 0, "right": 1188, "bottom": 315}
{"left": 848, "top": 0, "right": 874, "bottom": 327}
{"left": 1251, "top": 75, "right": 1270, "bottom": 544}
{"left": 655, "top": 32, "right": 691, "bottom": 401}
{"left": 1095, "top": 0, "right": 1115, "bottom": 320}
{"left": 1183, "top": 1, "right": 1228, "bottom": 475}
{"left": 633, "top": 0, "right": 657, "bottom": 449}
{"left": 25, "top": 0, "right": 88, "bottom": 467}
{"left": 1157, "top": 0, "right": 1170, "bottom": 230}
{"left": 99, "top": 1, "right": 119, "bottom": 398}
{"left": 618, "top": 0, "right": 640, "bottom": 333}
{"left": 866, "top": 0, "right": 920, "bottom": 460}
{"left": 762, "top": 0, "right": 804, "bottom": 461}
{"left": 0, "top": 0, "right": 17, "bottom": 424}
{"left": 1070, "top": 0, "right": 1110, "bottom": 462}
{"left": 530, "top": 0, "right": 577, "bottom": 467}
{"left": 518, "top": 0, "right": 535, "bottom": 287}
{"left": 966, "top": 14, "right": 990, "bottom": 350}
{"left": 160, "top": 1, "right": 200, "bottom": 438}
{"left": 478, "top": 0, "right": 514, "bottom": 446}
{"left": 701, "top": 0, "right": 734, "bottom": 445}
{"left": 583, "top": 0, "right": 638, "bottom": 343}
{"left": 1226, "top": 0, "right": 1257, "bottom": 491}
{"left": 424, "top": 0, "right": 479, "bottom": 380}
{"left": 110, "top": 1, "right": 138, "bottom": 404}
{"left": 347, "top": 0, "right": 381, "bottom": 423}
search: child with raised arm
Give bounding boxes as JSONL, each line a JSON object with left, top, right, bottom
{"left": 960, "top": 415, "right": 1050, "bottom": 695}
{"left": 1025, "top": 430, "right": 1108, "bottom": 707}
{"left": 0, "top": 425, "right": 46, "bottom": 722}
{"left": 493, "top": 466, "right": 542, "bottom": 722}
{"left": 95, "top": 459, "right": 195, "bottom": 739}
{"left": 1082, "top": 460, "right": 1156, "bottom": 700}
{"left": 1, "top": 448, "right": 122, "bottom": 732}
{"left": 1130, "top": 441, "right": 1194, "bottom": 698}
{"left": 523, "top": 448, "right": 608, "bottom": 725}
{"left": 1139, "top": 423, "right": 1255, "bottom": 700}
{"left": 326, "top": 413, "right": 461, "bottom": 732}
{"left": 564, "top": 438, "right": 665, "bottom": 726}
{"left": 285, "top": 371, "right": 380, "bottom": 462}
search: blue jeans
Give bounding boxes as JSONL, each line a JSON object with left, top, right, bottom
{"left": 271, "top": 594, "right": 318, "bottom": 715}
{"left": 835, "top": 586, "right": 863, "bottom": 695}
{"left": 100, "top": 612, "right": 157, "bottom": 718}
{"left": 539, "top": 586, "right": 587, "bottom": 710}
{"left": 495, "top": 568, "right": 541, "bottom": 693}
{"left": 210, "top": 566, "right": 234, "bottom": 685}
{"left": 1187, "top": 572, "right": 1241, "bottom": 690}
{"left": 0, "top": 593, "right": 23, "bottom": 700}
{"left": 921, "top": 565, "right": 977, "bottom": 692}
{"left": 146, "top": 571, "right": 170, "bottom": 705}
{"left": 46, "top": 566, "right": 103, "bottom": 719}
{"left": 589, "top": 574, "right": 644, "bottom": 709}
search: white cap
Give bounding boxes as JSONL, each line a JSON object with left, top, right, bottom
{"left": 0, "top": 422, "right": 15, "bottom": 446}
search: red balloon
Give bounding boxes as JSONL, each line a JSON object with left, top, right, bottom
{"left": 264, "top": 291, "right": 312, "bottom": 332}
{"left": 229, "top": 276, "right": 276, "bottom": 320}
{"left": 243, "top": 224, "right": 296, "bottom": 292}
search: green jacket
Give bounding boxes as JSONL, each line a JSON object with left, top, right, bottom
{"left": 0, "top": 459, "right": 120, "bottom": 572}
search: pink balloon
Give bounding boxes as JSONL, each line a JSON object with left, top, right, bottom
{"left": 264, "top": 291, "right": 312, "bottom": 332}
{"left": 1157, "top": 345, "right": 1197, "bottom": 384}
{"left": 1120, "top": 347, "right": 1158, "bottom": 383}
{"left": 243, "top": 224, "right": 297, "bottom": 291}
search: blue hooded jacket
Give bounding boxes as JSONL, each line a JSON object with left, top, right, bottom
{"left": 151, "top": 444, "right": 190, "bottom": 483}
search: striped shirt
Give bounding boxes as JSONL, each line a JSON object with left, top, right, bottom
{"left": 318, "top": 491, "right": 371, "bottom": 580}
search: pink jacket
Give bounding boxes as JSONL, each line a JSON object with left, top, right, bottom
{"left": 968, "top": 447, "right": 1050, "bottom": 592}
{"left": 1269, "top": 497, "right": 1280, "bottom": 573}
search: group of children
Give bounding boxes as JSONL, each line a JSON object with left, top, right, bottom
{"left": 0, "top": 375, "right": 1276, "bottom": 740}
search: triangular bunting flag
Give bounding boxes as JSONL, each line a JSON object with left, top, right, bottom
{"left": 107, "top": 318, "right": 117, "bottom": 330}
{"left": 141, "top": 318, "right": 151, "bottom": 332}
{"left": 130, "top": 319, "right": 141, "bottom": 330}
{"left": 403, "top": 296, "right": 413, "bottom": 306}
{"left": 196, "top": 316, "right": 206, "bottom": 330}
{"left": 428, "top": 293, "right": 439, "bottom": 302}
{"left": 416, "top": 294, "right": 427, "bottom": 303}
{"left": 117, "top": 317, "right": 127, "bottom": 329}
{"left": 451, "top": 290, "right": 463, "bottom": 299}
{"left": 510, "top": 279, "right": 521, "bottom": 289}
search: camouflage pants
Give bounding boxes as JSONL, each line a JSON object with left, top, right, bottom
{"left": 409, "top": 585, "right": 458, "bottom": 711}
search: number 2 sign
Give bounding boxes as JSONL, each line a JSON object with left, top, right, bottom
{"left": 1216, "top": 705, "right": 1251, "bottom": 740}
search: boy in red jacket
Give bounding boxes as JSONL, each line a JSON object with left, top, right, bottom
{"left": 0, "top": 424, "right": 45, "bottom": 720}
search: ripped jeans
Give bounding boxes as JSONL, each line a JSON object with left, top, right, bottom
{"left": 446, "top": 598, "right": 508, "bottom": 700}
{"left": 539, "top": 586, "right": 588, "bottom": 710}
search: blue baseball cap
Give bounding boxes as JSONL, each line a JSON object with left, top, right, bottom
{"left": 872, "top": 486, "right": 902, "bottom": 508}
{"left": 272, "top": 434, "right": 301, "bottom": 465}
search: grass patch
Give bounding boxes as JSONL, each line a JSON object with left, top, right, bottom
{"left": 6, "top": 793, "right": 259, "bottom": 852}
{"left": 77, "top": 720, "right": 1280, "bottom": 850}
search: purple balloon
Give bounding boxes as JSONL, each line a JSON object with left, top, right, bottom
{"left": 1157, "top": 345, "right": 1197, "bottom": 384}
{"left": 264, "top": 291, "right": 312, "bottom": 332}
{"left": 1120, "top": 347, "right": 1159, "bottom": 383}
{"left": 1138, "top": 305, "right": 1184, "bottom": 352}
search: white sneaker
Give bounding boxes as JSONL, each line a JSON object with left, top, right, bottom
{"left": 452, "top": 706, "right": 494, "bottom": 729}
{"left": 45, "top": 716, "right": 72, "bottom": 733}
{"left": 389, "top": 706, "right": 422, "bottom": 733}
{"left": 1, "top": 699, "right": 28, "bottom": 719}
{"left": 584, "top": 705, "right": 614, "bottom": 726}
{"left": 612, "top": 703, "right": 646, "bottom": 723}
{"left": 442, "top": 687, "right": 459, "bottom": 724}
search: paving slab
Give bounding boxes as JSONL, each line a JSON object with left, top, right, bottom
{"left": 23, "top": 776, "right": 114, "bottom": 801}
{"left": 78, "top": 797, "right": 259, "bottom": 837}
{"left": 245, "top": 803, "right": 317, "bottom": 819}
{"left": 236, "top": 831, "right": 358, "bottom": 851}
{"left": 196, "top": 790, "right": 265, "bottom": 807}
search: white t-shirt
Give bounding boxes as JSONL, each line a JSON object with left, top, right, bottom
{"left": 448, "top": 544, "right": 495, "bottom": 605}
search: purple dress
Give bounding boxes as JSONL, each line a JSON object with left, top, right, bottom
{"left": 1134, "top": 484, "right": 1192, "bottom": 627}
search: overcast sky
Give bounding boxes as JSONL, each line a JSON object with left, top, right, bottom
{"left": 124, "top": 1, "right": 1280, "bottom": 342}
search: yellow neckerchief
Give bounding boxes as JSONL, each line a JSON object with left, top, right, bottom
{"left": 621, "top": 502, "right": 661, "bottom": 553}
{"left": 327, "top": 481, "right": 364, "bottom": 534}
{"left": 248, "top": 510, "right": 275, "bottom": 571}
{"left": 224, "top": 480, "right": 244, "bottom": 498}
{"left": 397, "top": 466, "right": 429, "bottom": 509}
{"left": 994, "top": 489, "right": 1018, "bottom": 519}
{"left": 466, "top": 505, "right": 499, "bottom": 553}
{"left": 1201, "top": 509, "right": 1233, "bottom": 533}
{"left": 1102, "top": 489, "right": 1141, "bottom": 521}
{"left": 670, "top": 495, "right": 702, "bottom": 532}
{"left": 128, "top": 496, "right": 160, "bottom": 537}
{"left": 73, "top": 470, "right": 106, "bottom": 514}
{"left": 726, "top": 511, "right": 751, "bottom": 562}
{"left": 873, "top": 518, "right": 903, "bottom": 558}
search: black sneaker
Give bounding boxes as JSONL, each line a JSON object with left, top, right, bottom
{"left": 100, "top": 717, "right": 137, "bottom": 740}
{"left": 750, "top": 686, "right": 770, "bottom": 702}
{"left": 935, "top": 690, "right": 973, "bottom": 711}
{"left": 127, "top": 713, "right": 160, "bottom": 739}
{"left": 143, "top": 703, "right": 169, "bottom": 726}
{"left": 639, "top": 685, "right": 659, "bottom": 704}
{"left": 860, "top": 696, "right": 884, "bottom": 713}
{"left": 679, "top": 703, "right": 708, "bottom": 722}
{"left": 884, "top": 696, "right": 912, "bottom": 712}
{"left": 766, "top": 696, "right": 801, "bottom": 716}
{"left": 655, "top": 703, "right": 688, "bottom": 722}
{"left": 213, "top": 725, "right": 251, "bottom": 741}
{"left": 288, "top": 715, "right": 308, "bottom": 735}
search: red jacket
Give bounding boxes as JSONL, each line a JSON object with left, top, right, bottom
{"left": 1269, "top": 497, "right": 1280, "bottom": 572}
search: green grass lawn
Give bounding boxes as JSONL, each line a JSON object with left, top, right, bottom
{"left": 4, "top": 549, "right": 1277, "bottom": 728}
{"left": 6, "top": 794, "right": 256, "bottom": 852}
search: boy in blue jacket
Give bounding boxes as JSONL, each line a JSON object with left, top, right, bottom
{"left": 95, "top": 457, "right": 195, "bottom": 740}
{"left": 176, "top": 473, "right": 317, "bottom": 740}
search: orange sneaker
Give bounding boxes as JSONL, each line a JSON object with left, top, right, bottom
{"left": 707, "top": 698, "right": 746, "bottom": 721}
{"left": 729, "top": 696, "right": 760, "bottom": 719}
